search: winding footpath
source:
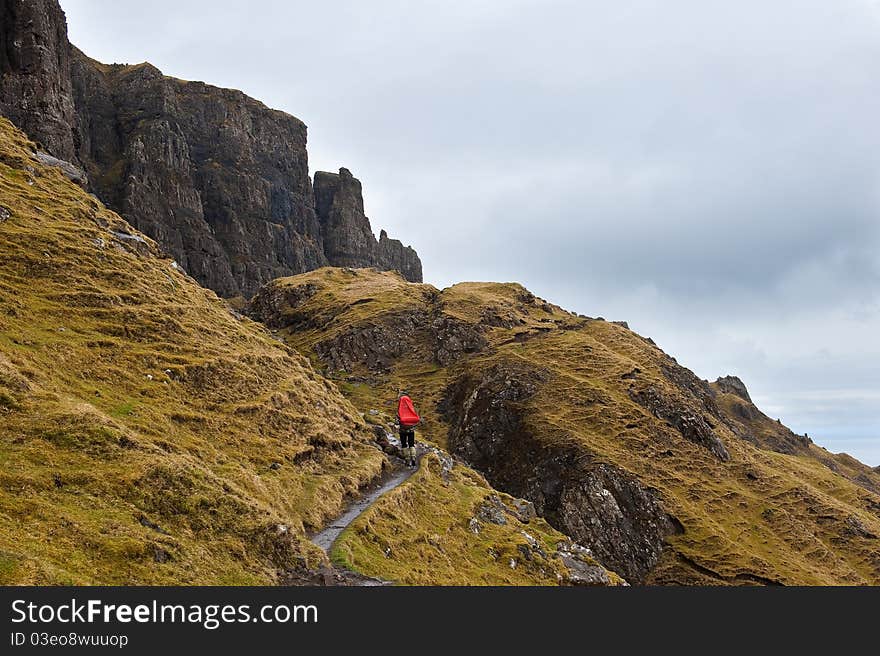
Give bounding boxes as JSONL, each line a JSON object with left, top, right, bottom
{"left": 311, "top": 461, "right": 419, "bottom": 553}
{"left": 300, "top": 440, "right": 429, "bottom": 585}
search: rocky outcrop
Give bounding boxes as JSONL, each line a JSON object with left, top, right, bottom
{"left": 710, "top": 376, "right": 880, "bottom": 497}
{"left": 628, "top": 384, "right": 731, "bottom": 461}
{"left": 714, "top": 375, "right": 753, "bottom": 403}
{"left": 249, "top": 276, "right": 482, "bottom": 372}
{"left": 377, "top": 230, "right": 422, "bottom": 284}
{"left": 432, "top": 315, "right": 486, "bottom": 365}
{"left": 34, "top": 149, "right": 86, "bottom": 185}
{"left": 311, "top": 310, "right": 483, "bottom": 373}
{"left": 710, "top": 375, "right": 812, "bottom": 456}
{"left": 314, "top": 169, "right": 374, "bottom": 270}
{"left": 442, "top": 363, "right": 680, "bottom": 583}
{"left": 70, "top": 51, "right": 328, "bottom": 297}
{"left": 555, "top": 541, "right": 617, "bottom": 585}
{"left": 0, "top": 0, "right": 78, "bottom": 162}
{"left": 468, "top": 495, "right": 618, "bottom": 585}
{"left": 314, "top": 168, "right": 422, "bottom": 283}
{"left": 0, "top": 0, "right": 422, "bottom": 297}
{"left": 315, "top": 312, "right": 429, "bottom": 374}
{"left": 246, "top": 280, "right": 320, "bottom": 330}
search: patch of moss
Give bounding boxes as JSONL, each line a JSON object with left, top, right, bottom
{"left": 0, "top": 551, "right": 22, "bottom": 583}
{"left": 109, "top": 401, "right": 137, "bottom": 418}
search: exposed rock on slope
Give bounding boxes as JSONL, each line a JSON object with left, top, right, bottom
{"left": 442, "top": 364, "right": 678, "bottom": 582}
{"left": 255, "top": 268, "right": 880, "bottom": 585}
{"left": 331, "top": 453, "right": 624, "bottom": 585}
{"left": 0, "top": 0, "right": 422, "bottom": 297}
{"left": 711, "top": 376, "right": 810, "bottom": 456}
{"left": 314, "top": 168, "right": 422, "bottom": 283}
{"left": 249, "top": 271, "right": 482, "bottom": 374}
{"left": 714, "top": 375, "right": 753, "bottom": 403}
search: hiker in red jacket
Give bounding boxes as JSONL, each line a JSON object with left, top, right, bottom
{"left": 397, "top": 391, "right": 420, "bottom": 467}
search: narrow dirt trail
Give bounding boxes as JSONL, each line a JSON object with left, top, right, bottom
{"left": 283, "top": 458, "right": 419, "bottom": 586}
{"left": 311, "top": 461, "right": 419, "bottom": 553}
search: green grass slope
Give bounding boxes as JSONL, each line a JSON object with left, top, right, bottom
{"left": 0, "top": 118, "right": 391, "bottom": 584}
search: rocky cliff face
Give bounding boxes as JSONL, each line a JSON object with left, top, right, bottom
{"left": 441, "top": 363, "right": 680, "bottom": 582}
{"left": 377, "top": 229, "right": 422, "bottom": 285}
{"left": 0, "top": 0, "right": 78, "bottom": 162}
{"left": 314, "top": 168, "right": 422, "bottom": 283}
{"left": 0, "top": 0, "right": 422, "bottom": 297}
{"left": 69, "top": 51, "right": 327, "bottom": 297}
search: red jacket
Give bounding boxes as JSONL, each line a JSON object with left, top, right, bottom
{"left": 397, "top": 395, "right": 420, "bottom": 428}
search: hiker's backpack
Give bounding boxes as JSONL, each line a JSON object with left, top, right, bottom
{"left": 397, "top": 395, "right": 420, "bottom": 428}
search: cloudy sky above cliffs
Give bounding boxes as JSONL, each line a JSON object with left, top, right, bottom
{"left": 62, "top": 0, "right": 880, "bottom": 464}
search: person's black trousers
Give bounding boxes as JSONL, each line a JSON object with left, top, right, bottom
{"left": 399, "top": 428, "right": 415, "bottom": 448}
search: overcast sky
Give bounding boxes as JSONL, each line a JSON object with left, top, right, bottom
{"left": 61, "top": 0, "right": 880, "bottom": 464}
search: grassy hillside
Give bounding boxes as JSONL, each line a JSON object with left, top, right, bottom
{"left": 331, "top": 453, "right": 624, "bottom": 585}
{"left": 4, "top": 110, "right": 876, "bottom": 586}
{"left": 0, "top": 118, "right": 618, "bottom": 586}
{"left": 0, "top": 118, "right": 391, "bottom": 584}
{"left": 253, "top": 267, "right": 880, "bottom": 585}
{"left": 711, "top": 378, "right": 880, "bottom": 496}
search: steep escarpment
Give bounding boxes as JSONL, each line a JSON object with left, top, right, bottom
{"left": 0, "top": 118, "right": 391, "bottom": 584}
{"left": 254, "top": 268, "right": 880, "bottom": 585}
{"left": 0, "top": 0, "right": 422, "bottom": 298}
{"left": 0, "top": 0, "right": 78, "bottom": 162}
{"left": 69, "top": 50, "right": 325, "bottom": 298}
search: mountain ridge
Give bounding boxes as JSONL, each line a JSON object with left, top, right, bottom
{"left": 249, "top": 268, "right": 880, "bottom": 584}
